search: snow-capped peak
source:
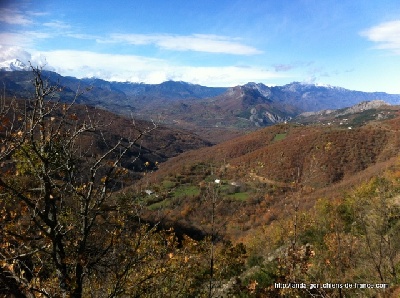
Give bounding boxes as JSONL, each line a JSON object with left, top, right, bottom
{"left": 0, "top": 59, "right": 29, "bottom": 71}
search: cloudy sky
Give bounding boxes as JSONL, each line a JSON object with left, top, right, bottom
{"left": 1, "top": 0, "right": 400, "bottom": 93}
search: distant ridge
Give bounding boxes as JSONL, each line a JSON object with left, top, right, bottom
{"left": 80, "top": 78, "right": 228, "bottom": 99}
{"left": 243, "top": 81, "right": 400, "bottom": 112}
{"left": 1, "top": 69, "right": 400, "bottom": 138}
{"left": 300, "top": 100, "right": 390, "bottom": 117}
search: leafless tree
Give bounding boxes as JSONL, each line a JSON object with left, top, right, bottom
{"left": 0, "top": 66, "right": 156, "bottom": 297}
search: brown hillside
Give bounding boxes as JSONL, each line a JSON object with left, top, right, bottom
{"left": 153, "top": 122, "right": 400, "bottom": 188}
{"left": 1, "top": 97, "right": 211, "bottom": 180}
{"left": 142, "top": 118, "right": 400, "bottom": 241}
{"left": 231, "top": 126, "right": 393, "bottom": 187}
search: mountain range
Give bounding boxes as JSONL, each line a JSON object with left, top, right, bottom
{"left": 2, "top": 65, "right": 400, "bottom": 142}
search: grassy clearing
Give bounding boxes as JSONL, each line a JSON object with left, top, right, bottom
{"left": 162, "top": 180, "right": 176, "bottom": 189}
{"left": 227, "top": 192, "right": 249, "bottom": 201}
{"left": 273, "top": 133, "right": 287, "bottom": 142}
{"left": 148, "top": 199, "right": 170, "bottom": 210}
{"left": 173, "top": 185, "right": 200, "bottom": 198}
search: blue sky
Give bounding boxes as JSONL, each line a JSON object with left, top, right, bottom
{"left": 1, "top": 0, "right": 400, "bottom": 93}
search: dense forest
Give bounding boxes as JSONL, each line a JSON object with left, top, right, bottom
{"left": 1, "top": 68, "right": 399, "bottom": 297}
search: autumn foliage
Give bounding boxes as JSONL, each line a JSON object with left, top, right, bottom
{"left": 1, "top": 67, "right": 400, "bottom": 297}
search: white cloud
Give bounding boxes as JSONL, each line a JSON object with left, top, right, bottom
{"left": 102, "top": 33, "right": 263, "bottom": 55}
{"left": 176, "top": 65, "right": 283, "bottom": 86}
{"left": 361, "top": 20, "right": 400, "bottom": 54}
{"left": 67, "top": 33, "right": 100, "bottom": 40}
{"left": 0, "top": 31, "right": 52, "bottom": 48}
{"left": 273, "top": 64, "right": 295, "bottom": 72}
{"left": 0, "top": 8, "right": 33, "bottom": 25}
{"left": 32, "top": 50, "right": 282, "bottom": 86}
{"left": 0, "top": 45, "right": 31, "bottom": 63}
{"left": 33, "top": 50, "right": 171, "bottom": 80}
{"left": 0, "top": 33, "right": 27, "bottom": 47}
{"left": 43, "top": 20, "right": 71, "bottom": 30}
